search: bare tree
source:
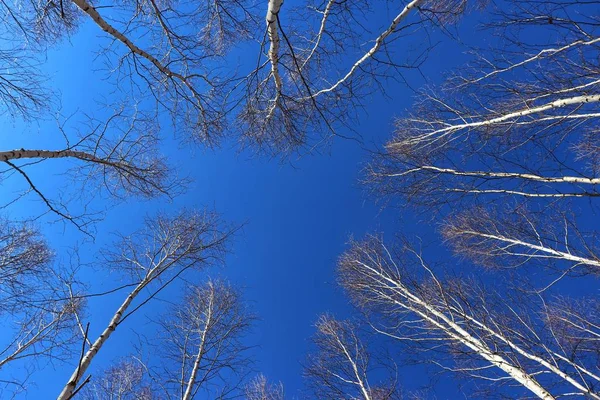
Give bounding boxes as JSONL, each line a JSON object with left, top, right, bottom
{"left": 244, "top": 374, "right": 284, "bottom": 400}
{"left": 240, "top": 0, "right": 466, "bottom": 153}
{"left": 150, "top": 279, "right": 253, "bottom": 400}
{"left": 338, "top": 235, "right": 600, "bottom": 399}
{"left": 0, "top": 107, "right": 181, "bottom": 234}
{"left": 369, "top": 0, "right": 600, "bottom": 207}
{"left": 1, "top": 0, "right": 258, "bottom": 142}
{"left": 442, "top": 205, "right": 600, "bottom": 289}
{"left": 304, "top": 314, "right": 400, "bottom": 400}
{"left": 543, "top": 296, "right": 600, "bottom": 372}
{"left": 0, "top": 0, "right": 79, "bottom": 118}
{"left": 57, "top": 210, "right": 232, "bottom": 400}
{"left": 67, "top": 0, "right": 258, "bottom": 144}
{"left": 0, "top": 45, "right": 49, "bottom": 119}
{"left": 0, "top": 219, "right": 81, "bottom": 394}
{"left": 81, "top": 359, "right": 157, "bottom": 400}
{"left": 79, "top": 280, "right": 253, "bottom": 400}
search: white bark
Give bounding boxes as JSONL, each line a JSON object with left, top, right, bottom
{"left": 181, "top": 286, "right": 214, "bottom": 400}
{"left": 56, "top": 279, "right": 149, "bottom": 400}
{"left": 71, "top": 0, "right": 182, "bottom": 82}
{"left": 334, "top": 334, "right": 372, "bottom": 400}
{"left": 468, "top": 36, "right": 600, "bottom": 85}
{"left": 387, "top": 165, "right": 600, "bottom": 185}
{"left": 306, "top": 0, "right": 424, "bottom": 99}
{"left": 56, "top": 222, "right": 204, "bottom": 400}
{"left": 455, "top": 310, "right": 600, "bottom": 400}
{"left": 354, "top": 257, "right": 556, "bottom": 400}
{"left": 447, "top": 188, "right": 597, "bottom": 198}
{"left": 0, "top": 149, "right": 106, "bottom": 164}
{"left": 266, "top": 0, "right": 284, "bottom": 120}
{"left": 71, "top": 0, "right": 206, "bottom": 118}
{"left": 449, "top": 229, "right": 600, "bottom": 269}
{"left": 392, "top": 94, "right": 600, "bottom": 149}
{"left": 300, "top": 0, "right": 335, "bottom": 71}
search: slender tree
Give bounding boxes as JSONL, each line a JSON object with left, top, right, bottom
{"left": 442, "top": 205, "right": 600, "bottom": 289}
{"left": 240, "top": 0, "right": 466, "bottom": 153}
{"left": 244, "top": 374, "right": 284, "bottom": 400}
{"left": 0, "top": 219, "right": 81, "bottom": 395}
{"left": 304, "top": 314, "right": 400, "bottom": 400}
{"left": 338, "top": 235, "right": 600, "bottom": 399}
{"left": 369, "top": 0, "right": 600, "bottom": 207}
{"left": 153, "top": 279, "right": 254, "bottom": 400}
{"left": 57, "top": 210, "right": 231, "bottom": 400}
{"left": 1, "top": 0, "right": 258, "bottom": 143}
{"left": 1, "top": 107, "right": 180, "bottom": 234}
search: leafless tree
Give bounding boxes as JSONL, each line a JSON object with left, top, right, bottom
{"left": 79, "top": 280, "right": 253, "bottom": 400}
{"left": 0, "top": 45, "right": 49, "bottom": 119}
{"left": 81, "top": 359, "right": 157, "bottom": 400}
{"left": 244, "top": 374, "right": 284, "bottom": 400}
{"left": 304, "top": 314, "right": 400, "bottom": 400}
{"left": 240, "top": 0, "right": 466, "bottom": 153}
{"left": 69, "top": 0, "right": 259, "bottom": 144}
{"left": 0, "top": 219, "right": 82, "bottom": 395}
{"left": 338, "top": 235, "right": 600, "bottom": 399}
{"left": 369, "top": 0, "right": 600, "bottom": 207}
{"left": 442, "top": 205, "right": 600, "bottom": 289}
{"left": 1, "top": 107, "right": 180, "bottom": 234}
{"left": 149, "top": 279, "right": 254, "bottom": 400}
{"left": 0, "top": 0, "right": 79, "bottom": 118}
{"left": 57, "top": 210, "right": 232, "bottom": 400}
{"left": 1, "top": 0, "right": 259, "bottom": 142}
{"left": 543, "top": 296, "right": 600, "bottom": 372}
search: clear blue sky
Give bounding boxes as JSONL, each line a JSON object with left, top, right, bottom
{"left": 4, "top": 2, "right": 586, "bottom": 399}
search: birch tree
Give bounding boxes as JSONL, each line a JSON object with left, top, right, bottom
{"left": 240, "top": 0, "right": 466, "bottom": 153}
{"left": 244, "top": 374, "right": 284, "bottom": 400}
{"left": 304, "top": 314, "right": 400, "bottom": 400}
{"left": 80, "top": 280, "right": 253, "bottom": 400}
{"left": 1, "top": 0, "right": 258, "bottom": 143}
{"left": 66, "top": 0, "right": 258, "bottom": 144}
{"left": 152, "top": 279, "right": 253, "bottom": 400}
{"left": 0, "top": 219, "right": 81, "bottom": 395}
{"left": 369, "top": 0, "right": 600, "bottom": 206}
{"left": 442, "top": 205, "right": 600, "bottom": 288}
{"left": 1, "top": 108, "right": 178, "bottom": 234}
{"left": 57, "top": 210, "right": 231, "bottom": 400}
{"left": 81, "top": 359, "right": 156, "bottom": 400}
{"left": 338, "top": 235, "right": 600, "bottom": 399}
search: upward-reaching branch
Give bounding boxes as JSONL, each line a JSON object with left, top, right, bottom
{"left": 304, "top": 314, "right": 399, "bottom": 400}
{"left": 1, "top": 109, "right": 179, "bottom": 234}
{"left": 57, "top": 211, "right": 231, "bottom": 400}
{"left": 241, "top": 0, "right": 463, "bottom": 153}
{"left": 156, "top": 280, "right": 253, "bottom": 400}
{"left": 338, "top": 236, "right": 600, "bottom": 399}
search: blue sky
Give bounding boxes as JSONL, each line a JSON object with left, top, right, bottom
{"left": 0, "top": 2, "right": 564, "bottom": 398}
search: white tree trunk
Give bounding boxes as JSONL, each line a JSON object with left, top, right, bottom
{"left": 389, "top": 165, "right": 600, "bottom": 185}
{"left": 306, "top": 0, "right": 424, "bottom": 99}
{"left": 56, "top": 281, "right": 147, "bottom": 400}
{"left": 392, "top": 94, "right": 600, "bottom": 148}
{"left": 334, "top": 335, "right": 372, "bottom": 400}
{"left": 0, "top": 149, "right": 103, "bottom": 163}
{"left": 355, "top": 259, "right": 556, "bottom": 400}
{"left": 453, "top": 229, "right": 600, "bottom": 268}
{"left": 266, "top": 0, "right": 284, "bottom": 120}
{"left": 181, "top": 289, "right": 214, "bottom": 400}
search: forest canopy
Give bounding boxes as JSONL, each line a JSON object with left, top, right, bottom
{"left": 0, "top": 0, "right": 598, "bottom": 399}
